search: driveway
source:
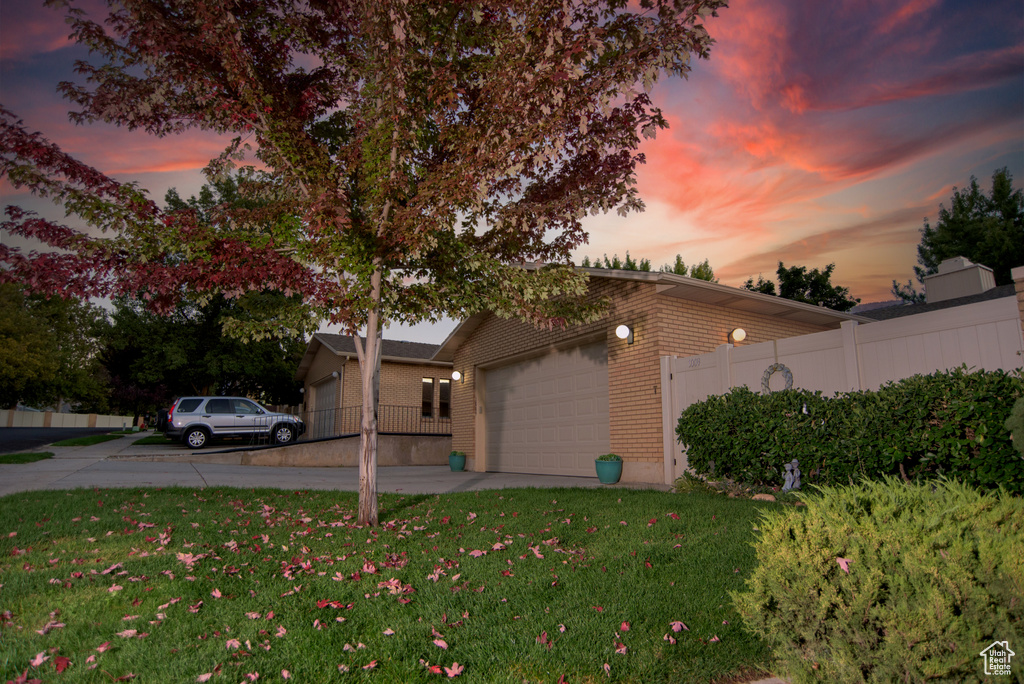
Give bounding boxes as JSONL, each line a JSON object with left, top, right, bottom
{"left": 0, "top": 431, "right": 671, "bottom": 497}
{"left": 0, "top": 427, "right": 115, "bottom": 454}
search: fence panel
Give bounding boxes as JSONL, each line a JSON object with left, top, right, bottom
{"left": 661, "top": 296, "right": 1024, "bottom": 477}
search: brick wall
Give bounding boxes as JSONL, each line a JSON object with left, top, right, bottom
{"left": 452, "top": 275, "right": 833, "bottom": 482}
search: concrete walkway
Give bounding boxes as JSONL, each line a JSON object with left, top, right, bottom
{"left": 0, "top": 432, "right": 788, "bottom": 684}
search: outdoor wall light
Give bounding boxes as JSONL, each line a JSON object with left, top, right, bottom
{"left": 331, "top": 371, "right": 340, "bottom": 378}
{"left": 452, "top": 370, "right": 463, "bottom": 382}
{"left": 615, "top": 324, "right": 634, "bottom": 345}
{"left": 729, "top": 328, "right": 747, "bottom": 343}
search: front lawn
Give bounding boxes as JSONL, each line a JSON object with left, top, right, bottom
{"left": 0, "top": 452, "right": 53, "bottom": 464}
{"left": 0, "top": 487, "right": 777, "bottom": 683}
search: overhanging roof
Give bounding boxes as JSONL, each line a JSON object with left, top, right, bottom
{"left": 295, "top": 333, "right": 449, "bottom": 382}
{"left": 432, "top": 268, "right": 870, "bottom": 362}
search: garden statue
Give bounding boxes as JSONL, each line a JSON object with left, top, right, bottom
{"left": 783, "top": 459, "right": 801, "bottom": 492}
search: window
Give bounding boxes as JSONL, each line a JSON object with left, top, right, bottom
{"left": 439, "top": 379, "right": 451, "bottom": 419}
{"left": 233, "top": 399, "right": 261, "bottom": 415}
{"left": 421, "top": 378, "right": 434, "bottom": 418}
{"left": 206, "top": 399, "right": 232, "bottom": 414}
{"left": 175, "top": 398, "right": 202, "bottom": 413}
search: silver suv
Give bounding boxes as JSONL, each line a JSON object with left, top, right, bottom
{"left": 166, "top": 396, "right": 305, "bottom": 448}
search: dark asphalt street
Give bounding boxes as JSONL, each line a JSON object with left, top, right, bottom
{"left": 0, "top": 428, "right": 115, "bottom": 454}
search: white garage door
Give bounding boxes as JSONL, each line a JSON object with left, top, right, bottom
{"left": 485, "top": 341, "right": 609, "bottom": 476}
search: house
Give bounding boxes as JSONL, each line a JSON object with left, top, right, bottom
{"left": 294, "top": 333, "right": 453, "bottom": 440}
{"left": 433, "top": 268, "right": 866, "bottom": 484}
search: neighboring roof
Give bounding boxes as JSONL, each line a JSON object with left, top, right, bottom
{"left": 432, "top": 267, "right": 870, "bottom": 362}
{"left": 295, "top": 333, "right": 448, "bottom": 382}
{"left": 856, "top": 284, "right": 1016, "bottom": 321}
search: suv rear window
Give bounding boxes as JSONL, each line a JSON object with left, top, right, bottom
{"left": 206, "top": 399, "right": 233, "bottom": 413}
{"left": 176, "top": 399, "right": 202, "bottom": 413}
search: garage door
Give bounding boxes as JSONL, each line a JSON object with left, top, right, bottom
{"left": 485, "top": 341, "right": 609, "bottom": 476}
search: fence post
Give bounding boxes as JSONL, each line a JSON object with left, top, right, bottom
{"left": 715, "top": 343, "right": 733, "bottom": 393}
{"left": 840, "top": 320, "right": 862, "bottom": 391}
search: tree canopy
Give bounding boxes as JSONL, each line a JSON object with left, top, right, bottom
{"left": 892, "top": 167, "right": 1024, "bottom": 301}
{"left": 581, "top": 253, "right": 717, "bottom": 281}
{"left": 743, "top": 262, "right": 859, "bottom": 312}
{"left": 1, "top": 0, "right": 726, "bottom": 524}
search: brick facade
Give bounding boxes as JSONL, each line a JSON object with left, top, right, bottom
{"left": 450, "top": 274, "right": 838, "bottom": 482}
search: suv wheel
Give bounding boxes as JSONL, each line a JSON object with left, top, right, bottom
{"left": 185, "top": 428, "right": 209, "bottom": 449}
{"left": 273, "top": 424, "right": 296, "bottom": 444}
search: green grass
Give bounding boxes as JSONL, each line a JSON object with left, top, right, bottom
{"left": 51, "top": 434, "right": 123, "bottom": 447}
{"left": 0, "top": 452, "right": 53, "bottom": 464}
{"left": 0, "top": 487, "right": 778, "bottom": 683}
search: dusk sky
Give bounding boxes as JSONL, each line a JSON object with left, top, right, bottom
{"left": 2, "top": 0, "right": 1022, "bottom": 343}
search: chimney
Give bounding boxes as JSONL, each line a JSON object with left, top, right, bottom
{"left": 922, "top": 257, "right": 996, "bottom": 304}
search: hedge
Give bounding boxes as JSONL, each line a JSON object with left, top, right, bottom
{"left": 732, "top": 478, "right": 1024, "bottom": 682}
{"left": 675, "top": 366, "right": 1024, "bottom": 494}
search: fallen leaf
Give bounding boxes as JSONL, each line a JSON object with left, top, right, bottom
{"left": 710, "top": 635, "right": 721, "bottom": 642}
{"left": 211, "top": 588, "right": 222, "bottom": 598}
{"left": 362, "top": 661, "right": 377, "bottom": 670}
{"left": 96, "top": 642, "right": 112, "bottom": 653}
{"left": 670, "top": 621, "right": 688, "bottom": 632}
{"left": 836, "top": 557, "right": 853, "bottom": 574}
{"left": 30, "top": 652, "right": 49, "bottom": 668}
{"left": 116, "top": 629, "right": 137, "bottom": 638}
{"left": 664, "top": 633, "right": 677, "bottom": 644}
{"left": 603, "top": 663, "right": 611, "bottom": 676}
{"left": 196, "top": 675, "right": 212, "bottom": 683}
{"left": 620, "top": 621, "right": 630, "bottom": 632}
{"left": 434, "top": 638, "right": 449, "bottom": 649}
{"left": 444, "top": 662, "right": 464, "bottom": 678}
{"left": 226, "top": 639, "right": 241, "bottom": 650}
{"left": 615, "top": 642, "right": 627, "bottom": 655}
{"left": 383, "top": 628, "right": 395, "bottom": 636}
{"left": 281, "top": 670, "right": 290, "bottom": 679}
{"left": 54, "top": 656, "right": 71, "bottom": 673}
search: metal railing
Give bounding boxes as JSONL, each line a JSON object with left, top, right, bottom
{"left": 302, "top": 404, "right": 452, "bottom": 441}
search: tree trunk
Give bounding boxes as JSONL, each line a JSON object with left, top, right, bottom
{"left": 354, "top": 268, "right": 384, "bottom": 526}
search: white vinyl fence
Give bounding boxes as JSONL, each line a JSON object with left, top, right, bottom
{"left": 2, "top": 409, "right": 134, "bottom": 429}
{"left": 659, "top": 296, "right": 1024, "bottom": 482}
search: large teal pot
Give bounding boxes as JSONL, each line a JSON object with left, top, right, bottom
{"left": 595, "top": 459, "right": 622, "bottom": 484}
{"left": 449, "top": 452, "right": 466, "bottom": 472}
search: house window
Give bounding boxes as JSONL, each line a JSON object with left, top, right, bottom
{"left": 422, "top": 378, "right": 434, "bottom": 417}
{"left": 439, "top": 379, "right": 451, "bottom": 419}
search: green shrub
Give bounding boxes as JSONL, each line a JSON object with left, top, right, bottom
{"left": 675, "top": 366, "right": 1024, "bottom": 494}
{"left": 1008, "top": 397, "right": 1024, "bottom": 459}
{"left": 596, "top": 453, "right": 621, "bottom": 461}
{"left": 732, "top": 478, "right": 1024, "bottom": 683}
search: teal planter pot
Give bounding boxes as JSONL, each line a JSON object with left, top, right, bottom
{"left": 449, "top": 451, "right": 466, "bottom": 472}
{"left": 595, "top": 458, "right": 622, "bottom": 484}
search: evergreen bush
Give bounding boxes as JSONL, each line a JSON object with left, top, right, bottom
{"left": 1007, "top": 397, "right": 1024, "bottom": 459}
{"left": 732, "top": 478, "right": 1024, "bottom": 683}
{"left": 675, "top": 366, "right": 1024, "bottom": 494}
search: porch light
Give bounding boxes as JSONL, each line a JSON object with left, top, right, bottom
{"left": 729, "top": 328, "right": 747, "bottom": 343}
{"left": 615, "top": 324, "right": 634, "bottom": 345}
{"left": 452, "top": 370, "right": 462, "bottom": 382}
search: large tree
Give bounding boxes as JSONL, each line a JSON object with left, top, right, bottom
{"left": 893, "top": 168, "right": 1024, "bottom": 301}
{"left": 743, "top": 261, "right": 859, "bottom": 312}
{"left": 1, "top": 0, "right": 725, "bottom": 524}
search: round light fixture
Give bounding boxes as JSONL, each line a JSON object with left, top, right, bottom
{"left": 730, "top": 328, "right": 747, "bottom": 343}
{"left": 452, "top": 370, "right": 462, "bottom": 382}
{"left": 615, "top": 324, "right": 631, "bottom": 340}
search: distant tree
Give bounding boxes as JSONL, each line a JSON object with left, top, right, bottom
{"left": 0, "top": 284, "right": 108, "bottom": 410}
{"left": 897, "top": 168, "right": 1024, "bottom": 300}
{"left": 743, "top": 262, "right": 859, "bottom": 312}
{"left": 584, "top": 253, "right": 717, "bottom": 281}
{"left": 659, "top": 255, "right": 717, "bottom": 282}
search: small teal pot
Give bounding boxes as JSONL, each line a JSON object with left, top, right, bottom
{"left": 595, "top": 459, "right": 622, "bottom": 484}
{"left": 449, "top": 451, "right": 466, "bottom": 472}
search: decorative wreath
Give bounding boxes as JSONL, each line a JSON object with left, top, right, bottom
{"left": 761, "top": 363, "right": 793, "bottom": 393}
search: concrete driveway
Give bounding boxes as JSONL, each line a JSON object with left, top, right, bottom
{"left": 0, "top": 431, "right": 670, "bottom": 497}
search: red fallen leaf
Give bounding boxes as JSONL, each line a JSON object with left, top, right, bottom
{"left": 670, "top": 621, "right": 688, "bottom": 632}
{"left": 433, "top": 638, "right": 448, "bottom": 650}
{"left": 615, "top": 642, "right": 628, "bottom": 655}
{"left": 362, "top": 661, "right": 377, "bottom": 670}
{"left": 710, "top": 635, "right": 721, "bottom": 642}
{"left": 444, "top": 662, "right": 464, "bottom": 678}
{"left": 836, "top": 557, "right": 853, "bottom": 574}
{"left": 592, "top": 606, "right": 603, "bottom": 612}
{"left": 95, "top": 642, "right": 112, "bottom": 653}
{"left": 54, "top": 656, "right": 71, "bottom": 673}
{"left": 647, "top": 518, "right": 657, "bottom": 527}
{"left": 620, "top": 621, "right": 630, "bottom": 631}
{"left": 668, "top": 513, "right": 680, "bottom": 520}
